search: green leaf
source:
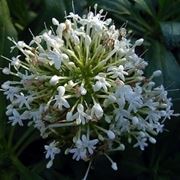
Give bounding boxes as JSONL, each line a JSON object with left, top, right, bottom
{"left": 160, "top": 22, "right": 180, "bottom": 48}
{"left": 0, "top": 0, "right": 17, "bottom": 148}
{"left": 158, "top": 0, "right": 180, "bottom": 20}
{"left": 134, "top": 0, "right": 155, "bottom": 17}
{"left": 0, "top": 0, "right": 17, "bottom": 57}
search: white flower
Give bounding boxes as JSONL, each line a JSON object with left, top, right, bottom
{"left": 73, "top": 104, "right": 92, "bottom": 125}
{"left": 79, "top": 11, "right": 108, "bottom": 32}
{"left": 114, "top": 38, "right": 130, "bottom": 54}
{"left": 93, "top": 74, "right": 111, "bottom": 92}
{"left": 8, "top": 109, "right": 28, "bottom": 126}
{"left": 42, "top": 31, "right": 63, "bottom": 50}
{"left": 44, "top": 141, "right": 60, "bottom": 168}
{"left": 14, "top": 93, "right": 33, "bottom": 110}
{"left": 154, "top": 123, "right": 164, "bottom": 133}
{"left": 53, "top": 86, "right": 70, "bottom": 110}
{"left": 107, "top": 65, "right": 128, "bottom": 81}
{"left": 40, "top": 50, "right": 65, "bottom": 70}
{"left": 69, "top": 144, "right": 87, "bottom": 161}
{"left": 4, "top": 86, "right": 20, "bottom": 102}
{"left": 145, "top": 110, "right": 162, "bottom": 123}
{"left": 133, "top": 137, "right": 148, "bottom": 150}
{"left": 116, "top": 85, "right": 143, "bottom": 112}
{"left": 2, "top": 5, "right": 175, "bottom": 177}
{"left": 69, "top": 135, "right": 99, "bottom": 161}
{"left": 91, "top": 103, "right": 103, "bottom": 119}
{"left": 154, "top": 85, "right": 168, "bottom": 101}
{"left": 11, "top": 56, "right": 21, "bottom": 69}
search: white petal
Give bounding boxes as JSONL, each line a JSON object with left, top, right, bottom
{"left": 57, "top": 86, "right": 65, "bottom": 96}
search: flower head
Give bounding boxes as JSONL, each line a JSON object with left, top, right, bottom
{"left": 2, "top": 4, "right": 175, "bottom": 179}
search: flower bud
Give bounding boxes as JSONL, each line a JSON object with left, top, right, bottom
{"left": 85, "top": 35, "right": 91, "bottom": 47}
{"left": 66, "top": 111, "right": 73, "bottom": 121}
{"left": 135, "top": 38, "right": 144, "bottom": 46}
{"left": 1, "top": 81, "right": 10, "bottom": 89}
{"left": 107, "top": 130, "right": 115, "bottom": 140}
{"left": 119, "top": 144, "right": 125, "bottom": 151}
{"left": 98, "top": 134, "right": 104, "bottom": 141}
{"left": 6, "top": 108, "right": 13, "bottom": 116}
{"left": 57, "top": 86, "right": 65, "bottom": 95}
{"left": 52, "top": 18, "right": 59, "bottom": 26}
{"left": 149, "top": 137, "right": 156, "bottom": 144}
{"left": 139, "top": 131, "right": 146, "bottom": 137}
{"left": 2, "top": 67, "right": 10, "bottom": 75}
{"left": 80, "top": 86, "right": 87, "bottom": 95}
{"left": 91, "top": 103, "right": 103, "bottom": 119}
{"left": 132, "top": 116, "right": 139, "bottom": 125}
{"left": 148, "top": 81, "right": 155, "bottom": 88}
{"left": 152, "top": 70, "right": 162, "bottom": 77}
{"left": 49, "top": 75, "right": 60, "bottom": 85}
{"left": 111, "top": 162, "right": 118, "bottom": 171}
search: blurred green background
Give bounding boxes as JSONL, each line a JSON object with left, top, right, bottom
{"left": 0, "top": 0, "right": 180, "bottom": 179}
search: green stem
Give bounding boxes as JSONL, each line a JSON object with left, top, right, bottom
{"left": 8, "top": 126, "right": 15, "bottom": 148}
{"left": 48, "top": 121, "right": 76, "bottom": 128}
{"left": 13, "top": 127, "right": 34, "bottom": 153}
{"left": 11, "top": 155, "right": 34, "bottom": 180}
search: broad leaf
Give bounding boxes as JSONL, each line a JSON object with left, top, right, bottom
{"left": 160, "top": 22, "right": 180, "bottom": 48}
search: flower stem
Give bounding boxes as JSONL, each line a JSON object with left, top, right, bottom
{"left": 82, "top": 160, "right": 93, "bottom": 180}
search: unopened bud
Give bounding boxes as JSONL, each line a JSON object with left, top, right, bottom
{"left": 98, "top": 134, "right": 104, "bottom": 141}
{"left": 139, "top": 131, "right": 146, "bottom": 137}
{"left": 135, "top": 38, "right": 144, "bottom": 46}
{"left": 111, "top": 162, "right": 118, "bottom": 171}
{"left": 2, "top": 67, "right": 10, "bottom": 75}
{"left": 1, "top": 81, "right": 10, "bottom": 89}
{"left": 52, "top": 18, "right": 59, "bottom": 25}
{"left": 85, "top": 35, "right": 91, "bottom": 47}
{"left": 49, "top": 75, "right": 60, "bottom": 85}
{"left": 149, "top": 137, "right": 156, "bottom": 144}
{"left": 132, "top": 116, "right": 139, "bottom": 125}
{"left": 119, "top": 144, "right": 125, "bottom": 151}
{"left": 107, "top": 130, "right": 115, "bottom": 140}
{"left": 152, "top": 70, "right": 162, "bottom": 77}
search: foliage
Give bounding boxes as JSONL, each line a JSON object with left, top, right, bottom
{"left": 0, "top": 0, "right": 180, "bottom": 180}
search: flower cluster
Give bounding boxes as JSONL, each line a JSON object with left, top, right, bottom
{"left": 1, "top": 4, "right": 174, "bottom": 179}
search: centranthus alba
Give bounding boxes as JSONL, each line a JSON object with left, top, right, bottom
{"left": 1, "top": 4, "right": 175, "bottom": 180}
